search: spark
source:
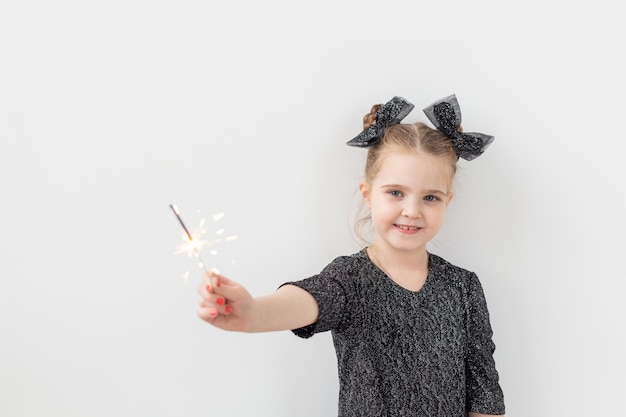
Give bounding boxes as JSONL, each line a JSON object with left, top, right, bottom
{"left": 170, "top": 204, "right": 210, "bottom": 274}
{"left": 170, "top": 204, "right": 237, "bottom": 283}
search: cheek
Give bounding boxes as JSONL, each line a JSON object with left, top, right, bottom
{"left": 369, "top": 198, "right": 384, "bottom": 214}
{"left": 371, "top": 199, "right": 399, "bottom": 221}
{"left": 429, "top": 206, "right": 447, "bottom": 224}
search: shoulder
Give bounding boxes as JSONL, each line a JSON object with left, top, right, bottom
{"left": 428, "top": 252, "right": 479, "bottom": 289}
{"left": 315, "top": 250, "right": 378, "bottom": 294}
{"left": 321, "top": 250, "right": 370, "bottom": 276}
{"left": 429, "top": 252, "right": 474, "bottom": 277}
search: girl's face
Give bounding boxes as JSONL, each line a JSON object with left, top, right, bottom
{"left": 360, "top": 151, "right": 453, "bottom": 256}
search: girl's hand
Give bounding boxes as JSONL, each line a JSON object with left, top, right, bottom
{"left": 197, "top": 271, "right": 318, "bottom": 333}
{"left": 197, "top": 271, "right": 257, "bottom": 332}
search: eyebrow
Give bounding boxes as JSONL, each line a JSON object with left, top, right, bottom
{"left": 424, "top": 189, "right": 449, "bottom": 196}
{"left": 380, "top": 184, "right": 449, "bottom": 196}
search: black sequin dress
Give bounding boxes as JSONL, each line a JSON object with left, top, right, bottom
{"left": 286, "top": 250, "right": 505, "bottom": 416}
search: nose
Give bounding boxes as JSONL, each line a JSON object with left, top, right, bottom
{"left": 401, "top": 198, "right": 421, "bottom": 218}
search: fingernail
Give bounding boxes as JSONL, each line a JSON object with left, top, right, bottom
{"left": 224, "top": 305, "right": 232, "bottom": 314}
{"left": 216, "top": 297, "right": 225, "bottom": 306}
{"left": 205, "top": 285, "right": 212, "bottom": 293}
{"left": 208, "top": 308, "right": 218, "bottom": 318}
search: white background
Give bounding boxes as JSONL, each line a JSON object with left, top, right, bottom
{"left": 1, "top": 1, "right": 625, "bottom": 416}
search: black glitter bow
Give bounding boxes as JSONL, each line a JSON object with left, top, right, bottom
{"left": 422, "top": 94, "right": 494, "bottom": 161}
{"left": 346, "top": 96, "right": 415, "bottom": 147}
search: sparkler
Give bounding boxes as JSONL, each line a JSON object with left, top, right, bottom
{"left": 170, "top": 204, "right": 238, "bottom": 282}
{"left": 169, "top": 204, "right": 210, "bottom": 274}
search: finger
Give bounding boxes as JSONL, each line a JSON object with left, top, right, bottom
{"left": 198, "top": 294, "right": 226, "bottom": 309}
{"left": 198, "top": 300, "right": 233, "bottom": 323}
{"left": 223, "top": 304, "right": 233, "bottom": 315}
{"left": 197, "top": 306, "right": 219, "bottom": 322}
{"left": 197, "top": 281, "right": 215, "bottom": 299}
{"left": 198, "top": 270, "right": 217, "bottom": 293}
{"left": 199, "top": 270, "right": 234, "bottom": 294}
{"left": 197, "top": 285, "right": 230, "bottom": 317}
{"left": 200, "top": 294, "right": 226, "bottom": 308}
{"left": 207, "top": 273, "right": 242, "bottom": 301}
{"left": 208, "top": 271, "right": 236, "bottom": 288}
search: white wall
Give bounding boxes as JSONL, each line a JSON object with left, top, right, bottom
{"left": 1, "top": 1, "right": 624, "bottom": 416}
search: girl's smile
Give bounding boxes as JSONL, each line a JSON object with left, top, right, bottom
{"left": 394, "top": 224, "right": 422, "bottom": 233}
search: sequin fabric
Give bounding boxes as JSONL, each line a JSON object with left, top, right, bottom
{"left": 347, "top": 96, "right": 415, "bottom": 147}
{"left": 285, "top": 250, "right": 505, "bottom": 417}
{"left": 422, "top": 95, "right": 495, "bottom": 161}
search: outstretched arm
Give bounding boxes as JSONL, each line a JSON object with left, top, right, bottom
{"left": 197, "top": 271, "right": 319, "bottom": 333}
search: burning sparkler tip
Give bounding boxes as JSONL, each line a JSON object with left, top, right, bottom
{"left": 171, "top": 204, "right": 236, "bottom": 281}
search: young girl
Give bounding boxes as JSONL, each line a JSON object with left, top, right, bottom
{"left": 197, "top": 95, "right": 505, "bottom": 417}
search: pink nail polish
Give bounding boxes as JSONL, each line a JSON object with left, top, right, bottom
{"left": 224, "top": 305, "right": 232, "bottom": 314}
{"left": 216, "top": 297, "right": 225, "bottom": 306}
{"left": 208, "top": 308, "right": 218, "bottom": 318}
{"left": 205, "top": 285, "right": 212, "bottom": 293}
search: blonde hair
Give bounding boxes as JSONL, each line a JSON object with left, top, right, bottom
{"left": 353, "top": 107, "right": 459, "bottom": 244}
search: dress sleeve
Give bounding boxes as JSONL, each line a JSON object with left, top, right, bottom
{"left": 465, "top": 272, "right": 506, "bottom": 415}
{"left": 281, "top": 258, "right": 352, "bottom": 338}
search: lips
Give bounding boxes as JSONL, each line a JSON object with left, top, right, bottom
{"left": 394, "top": 224, "right": 422, "bottom": 233}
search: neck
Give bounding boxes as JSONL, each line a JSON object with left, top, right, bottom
{"left": 367, "top": 243, "right": 429, "bottom": 272}
{"left": 366, "top": 243, "right": 430, "bottom": 291}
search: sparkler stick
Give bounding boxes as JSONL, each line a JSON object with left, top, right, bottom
{"left": 169, "top": 204, "right": 210, "bottom": 274}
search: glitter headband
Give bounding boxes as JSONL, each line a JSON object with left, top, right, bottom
{"left": 422, "top": 94, "right": 494, "bottom": 161}
{"left": 347, "top": 94, "right": 494, "bottom": 161}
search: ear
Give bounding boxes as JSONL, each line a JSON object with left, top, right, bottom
{"left": 445, "top": 191, "right": 454, "bottom": 208}
{"left": 359, "top": 181, "right": 371, "bottom": 208}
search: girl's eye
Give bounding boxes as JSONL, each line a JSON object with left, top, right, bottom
{"left": 388, "top": 190, "right": 403, "bottom": 198}
{"left": 424, "top": 195, "right": 441, "bottom": 202}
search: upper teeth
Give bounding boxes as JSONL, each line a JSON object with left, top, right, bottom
{"left": 398, "top": 225, "right": 417, "bottom": 230}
